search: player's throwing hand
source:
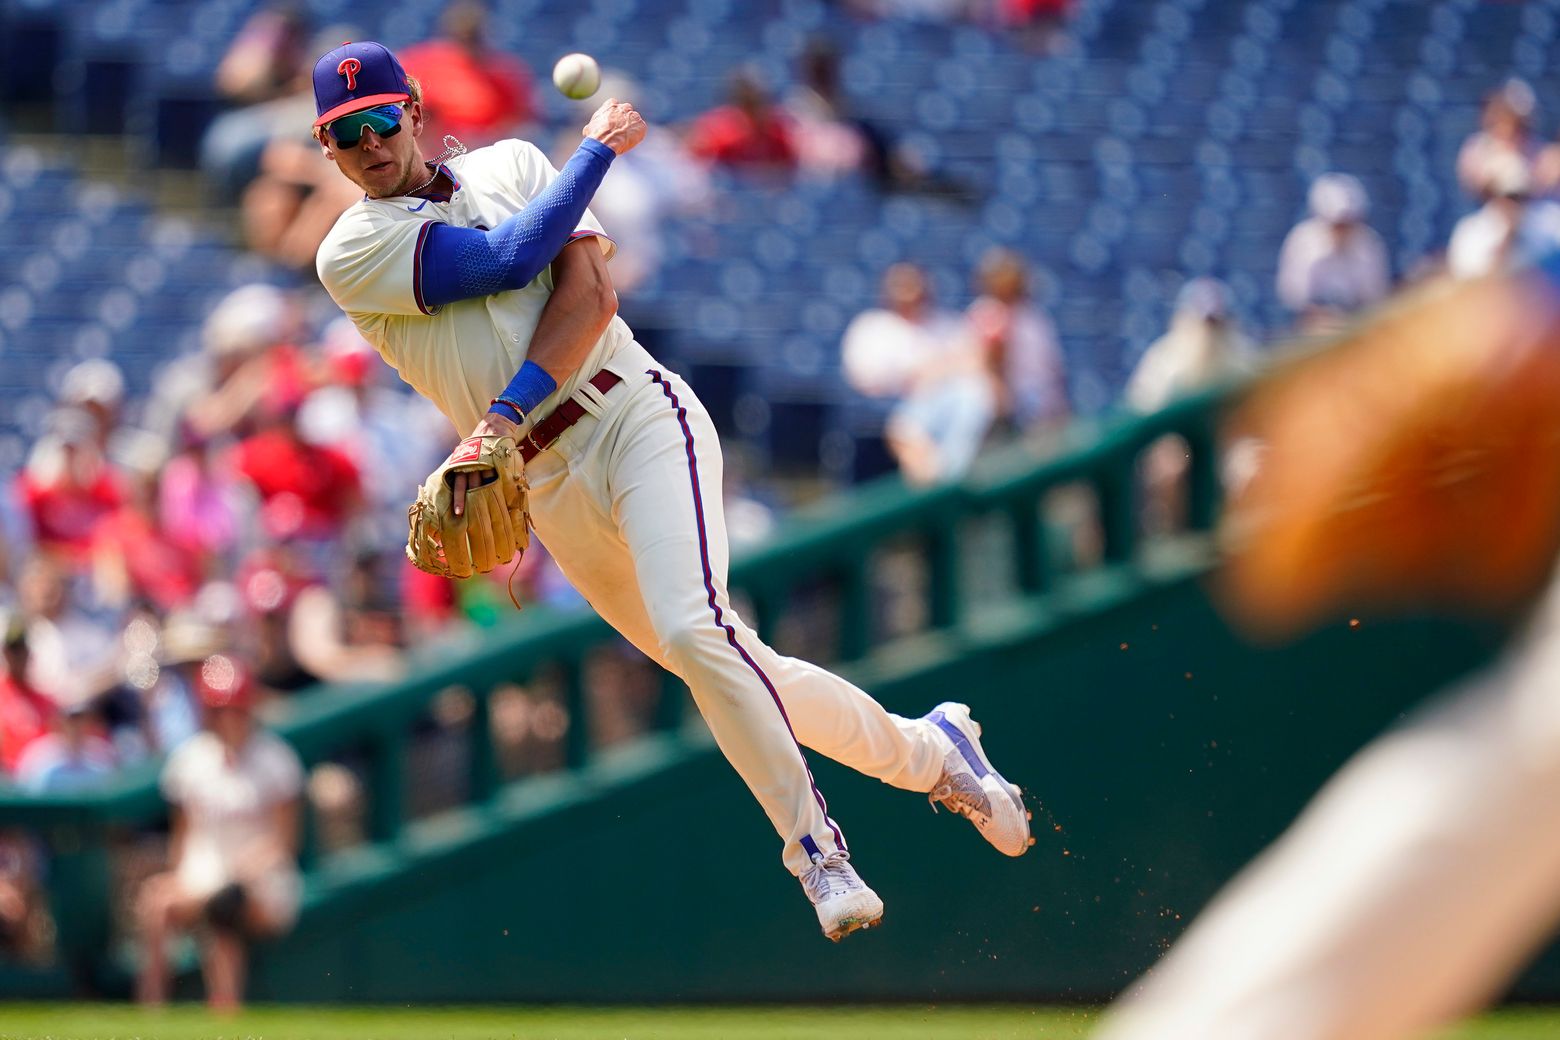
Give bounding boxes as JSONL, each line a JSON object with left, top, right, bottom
{"left": 583, "top": 99, "right": 647, "bottom": 156}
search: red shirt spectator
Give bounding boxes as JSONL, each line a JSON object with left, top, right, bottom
{"left": 233, "top": 424, "right": 360, "bottom": 541}
{"left": 0, "top": 630, "right": 56, "bottom": 775}
{"left": 15, "top": 421, "right": 124, "bottom": 565}
{"left": 92, "top": 500, "right": 203, "bottom": 611}
{"left": 401, "top": 40, "right": 534, "bottom": 146}
{"left": 686, "top": 73, "right": 797, "bottom": 169}
{"left": 399, "top": 1, "right": 534, "bottom": 147}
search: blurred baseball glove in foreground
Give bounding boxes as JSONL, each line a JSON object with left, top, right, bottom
{"left": 1218, "top": 266, "right": 1560, "bottom": 640}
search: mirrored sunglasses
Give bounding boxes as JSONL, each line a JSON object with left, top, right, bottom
{"left": 327, "top": 103, "right": 405, "bottom": 147}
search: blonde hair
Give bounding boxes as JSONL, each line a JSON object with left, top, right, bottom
{"left": 312, "top": 74, "right": 423, "bottom": 145}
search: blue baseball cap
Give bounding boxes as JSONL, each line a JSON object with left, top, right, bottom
{"left": 312, "top": 41, "right": 412, "bottom": 128}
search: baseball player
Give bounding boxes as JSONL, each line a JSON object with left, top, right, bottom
{"left": 309, "top": 41, "right": 1032, "bottom": 941}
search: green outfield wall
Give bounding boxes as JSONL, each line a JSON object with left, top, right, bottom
{"left": 246, "top": 574, "right": 1508, "bottom": 1003}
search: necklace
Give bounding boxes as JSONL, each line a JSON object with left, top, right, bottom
{"left": 407, "top": 166, "right": 439, "bottom": 198}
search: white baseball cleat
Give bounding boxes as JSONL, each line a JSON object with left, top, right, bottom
{"left": 800, "top": 851, "right": 884, "bottom": 942}
{"left": 925, "top": 701, "right": 1035, "bottom": 857}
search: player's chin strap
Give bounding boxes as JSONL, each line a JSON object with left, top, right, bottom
{"left": 429, "top": 134, "right": 467, "bottom": 167}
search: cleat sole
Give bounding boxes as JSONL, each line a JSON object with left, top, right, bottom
{"left": 824, "top": 911, "right": 885, "bottom": 942}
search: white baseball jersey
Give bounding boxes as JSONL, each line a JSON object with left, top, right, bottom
{"left": 312, "top": 134, "right": 998, "bottom": 889}
{"left": 316, "top": 139, "right": 629, "bottom": 433}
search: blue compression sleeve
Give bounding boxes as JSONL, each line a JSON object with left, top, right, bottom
{"left": 418, "top": 139, "right": 615, "bottom": 309}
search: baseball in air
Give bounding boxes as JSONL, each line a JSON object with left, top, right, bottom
{"left": 552, "top": 53, "right": 601, "bottom": 100}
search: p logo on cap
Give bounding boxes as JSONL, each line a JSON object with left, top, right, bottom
{"left": 312, "top": 41, "right": 412, "bottom": 127}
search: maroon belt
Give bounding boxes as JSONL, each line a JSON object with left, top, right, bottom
{"left": 518, "top": 369, "right": 622, "bottom": 462}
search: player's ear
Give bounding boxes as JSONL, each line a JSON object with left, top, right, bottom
{"left": 408, "top": 101, "right": 425, "bottom": 138}
{"left": 315, "top": 128, "right": 337, "bottom": 163}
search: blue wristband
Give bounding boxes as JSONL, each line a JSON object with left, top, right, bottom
{"left": 488, "top": 399, "right": 524, "bottom": 424}
{"left": 488, "top": 360, "right": 558, "bottom": 421}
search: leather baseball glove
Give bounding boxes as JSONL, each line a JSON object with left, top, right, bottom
{"left": 406, "top": 434, "right": 529, "bottom": 579}
{"left": 1218, "top": 270, "right": 1560, "bottom": 640}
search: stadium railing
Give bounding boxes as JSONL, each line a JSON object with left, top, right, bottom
{"left": 0, "top": 384, "right": 1226, "bottom": 991}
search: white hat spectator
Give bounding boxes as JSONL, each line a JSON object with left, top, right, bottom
{"left": 1496, "top": 78, "right": 1537, "bottom": 120}
{"left": 1175, "top": 277, "right": 1233, "bottom": 322}
{"left": 201, "top": 284, "right": 289, "bottom": 360}
{"left": 59, "top": 359, "right": 125, "bottom": 408}
{"left": 1309, "top": 173, "right": 1369, "bottom": 224}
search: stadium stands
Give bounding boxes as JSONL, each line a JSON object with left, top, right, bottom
{"left": 0, "top": 0, "right": 1555, "bottom": 476}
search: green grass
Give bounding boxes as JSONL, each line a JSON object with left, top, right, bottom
{"left": 0, "top": 1004, "right": 1554, "bottom": 1040}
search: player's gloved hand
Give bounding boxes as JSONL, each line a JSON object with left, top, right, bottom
{"left": 583, "top": 98, "right": 647, "bottom": 155}
{"left": 452, "top": 411, "right": 522, "bottom": 518}
{"left": 407, "top": 434, "right": 529, "bottom": 579}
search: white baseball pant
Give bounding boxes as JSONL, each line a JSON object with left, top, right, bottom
{"left": 1097, "top": 566, "right": 1560, "bottom": 1040}
{"left": 523, "top": 343, "right": 950, "bottom": 876}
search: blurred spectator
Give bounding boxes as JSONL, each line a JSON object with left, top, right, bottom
{"left": 240, "top": 138, "right": 366, "bottom": 270}
{"left": 214, "top": 3, "right": 310, "bottom": 108}
{"left": 15, "top": 557, "right": 118, "bottom": 706}
{"left": 1447, "top": 160, "right": 1560, "bottom": 280}
{"left": 286, "top": 550, "right": 405, "bottom": 686}
{"left": 1458, "top": 79, "right": 1540, "bottom": 202}
{"left": 296, "top": 319, "right": 453, "bottom": 546}
{"left": 58, "top": 359, "right": 126, "bottom": 455}
{"left": 1276, "top": 173, "right": 1391, "bottom": 333}
{"left": 160, "top": 433, "right": 252, "bottom": 569}
{"left": 198, "top": 4, "right": 317, "bottom": 198}
{"left": 95, "top": 610, "right": 164, "bottom": 765}
{"left": 14, "top": 409, "right": 124, "bottom": 568}
{"left": 965, "top": 249, "right": 1069, "bottom": 435}
{"left": 843, "top": 263, "right": 995, "bottom": 484}
{"left": 0, "top": 479, "right": 29, "bottom": 593}
{"left": 150, "top": 612, "right": 227, "bottom": 754}
{"left": 238, "top": 549, "right": 323, "bottom": 695}
{"left": 197, "top": 10, "right": 364, "bottom": 265}
{"left": 0, "top": 832, "right": 44, "bottom": 958}
{"left": 232, "top": 391, "right": 362, "bottom": 547}
{"left": 136, "top": 656, "right": 303, "bottom": 1010}
{"left": 1125, "top": 278, "right": 1258, "bottom": 536}
{"left": 14, "top": 699, "right": 116, "bottom": 794}
{"left": 784, "top": 41, "right": 876, "bottom": 179}
{"left": 997, "top": 0, "right": 1074, "bottom": 53}
{"left": 1125, "top": 278, "right": 1255, "bottom": 414}
{"left": 783, "top": 39, "right": 972, "bottom": 200}
{"left": 146, "top": 284, "right": 302, "bottom": 447}
{"left": 399, "top": 1, "right": 535, "bottom": 148}
{"left": 91, "top": 447, "right": 203, "bottom": 613}
{"left": 685, "top": 70, "right": 798, "bottom": 170}
{"left": 0, "top": 619, "right": 56, "bottom": 777}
